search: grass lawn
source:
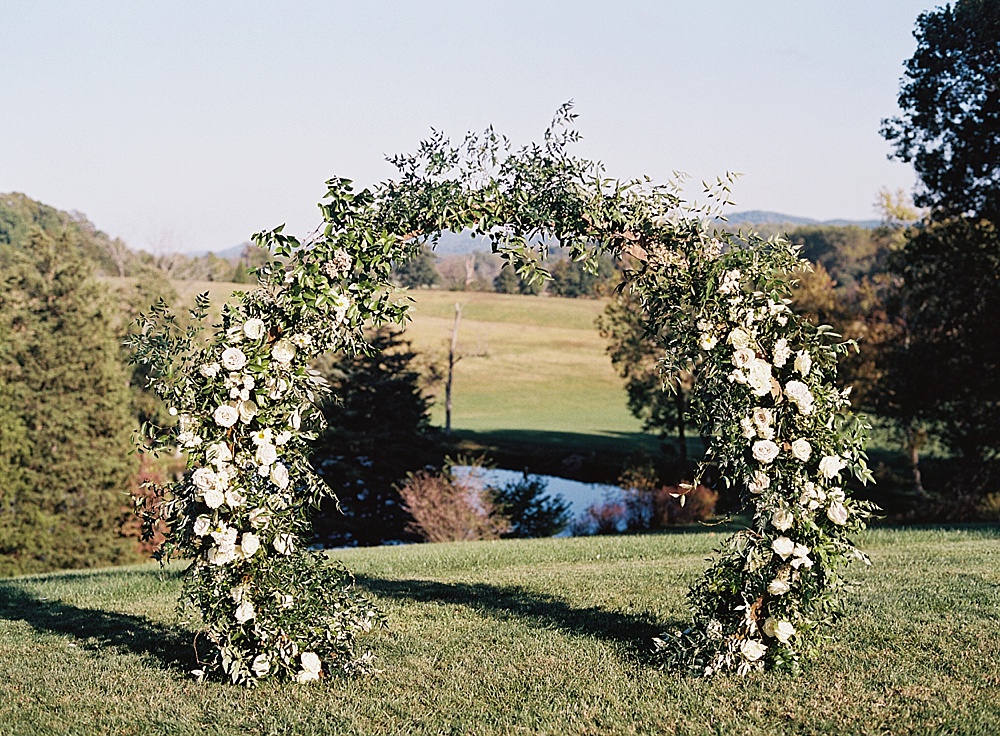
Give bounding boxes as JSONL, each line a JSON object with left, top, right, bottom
{"left": 2, "top": 526, "right": 998, "bottom": 735}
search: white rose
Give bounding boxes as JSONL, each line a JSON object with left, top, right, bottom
{"left": 203, "top": 487, "right": 225, "bottom": 509}
{"left": 234, "top": 601, "right": 255, "bottom": 624}
{"left": 745, "top": 359, "right": 773, "bottom": 397}
{"left": 225, "top": 488, "right": 245, "bottom": 507}
{"left": 790, "top": 438, "right": 812, "bottom": 462}
{"left": 740, "top": 639, "right": 767, "bottom": 662}
{"left": 191, "top": 467, "right": 217, "bottom": 492}
{"left": 748, "top": 471, "right": 770, "bottom": 494}
{"left": 290, "top": 333, "right": 313, "bottom": 348}
{"left": 732, "top": 347, "right": 756, "bottom": 368}
{"left": 213, "top": 404, "right": 239, "bottom": 428}
{"left": 275, "top": 430, "right": 292, "bottom": 446}
{"left": 221, "top": 347, "right": 248, "bottom": 372}
{"left": 270, "top": 462, "right": 290, "bottom": 489}
{"left": 819, "top": 455, "right": 847, "bottom": 479}
{"left": 827, "top": 500, "right": 849, "bottom": 526}
{"left": 751, "top": 407, "right": 773, "bottom": 429}
{"left": 200, "top": 362, "right": 221, "bottom": 378}
{"left": 763, "top": 618, "right": 796, "bottom": 644}
{"left": 273, "top": 533, "right": 295, "bottom": 556}
{"left": 271, "top": 339, "right": 296, "bottom": 364}
{"left": 767, "top": 578, "right": 791, "bottom": 596}
{"left": 771, "top": 508, "right": 794, "bottom": 532}
{"left": 243, "top": 318, "right": 266, "bottom": 340}
{"left": 206, "top": 442, "right": 232, "bottom": 466}
{"left": 771, "top": 536, "right": 795, "bottom": 560}
{"left": 256, "top": 442, "right": 278, "bottom": 467}
{"left": 294, "top": 669, "right": 320, "bottom": 684}
{"left": 740, "top": 418, "right": 756, "bottom": 438}
{"left": 784, "top": 380, "right": 815, "bottom": 415}
{"left": 300, "top": 651, "right": 322, "bottom": 675}
{"left": 794, "top": 350, "right": 812, "bottom": 377}
{"left": 239, "top": 400, "right": 258, "bottom": 424}
{"left": 207, "top": 544, "right": 236, "bottom": 566}
{"left": 752, "top": 439, "right": 780, "bottom": 464}
{"left": 728, "top": 327, "right": 751, "bottom": 349}
{"left": 699, "top": 334, "right": 718, "bottom": 351}
{"left": 193, "top": 515, "right": 212, "bottom": 537}
{"left": 240, "top": 532, "right": 260, "bottom": 558}
{"left": 251, "top": 654, "right": 270, "bottom": 678}
{"left": 248, "top": 508, "right": 271, "bottom": 529}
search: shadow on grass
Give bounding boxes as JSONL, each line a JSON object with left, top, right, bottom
{"left": 355, "top": 575, "right": 680, "bottom": 663}
{"left": 0, "top": 571, "right": 198, "bottom": 673}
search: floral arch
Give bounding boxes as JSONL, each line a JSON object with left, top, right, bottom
{"left": 130, "top": 107, "right": 875, "bottom": 684}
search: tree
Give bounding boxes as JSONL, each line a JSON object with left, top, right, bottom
{"left": 881, "top": 0, "right": 1000, "bottom": 220}
{"left": 493, "top": 264, "right": 543, "bottom": 294}
{"left": 488, "top": 473, "right": 571, "bottom": 538}
{"left": 0, "top": 230, "right": 137, "bottom": 575}
{"left": 311, "top": 327, "right": 443, "bottom": 546}
{"left": 549, "top": 253, "right": 618, "bottom": 297}
{"left": 393, "top": 243, "right": 440, "bottom": 288}
{"left": 598, "top": 290, "right": 695, "bottom": 470}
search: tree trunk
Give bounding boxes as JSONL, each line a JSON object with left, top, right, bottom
{"left": 674, "top": 388, "right": 689, "bottom": 473}
{"left": 445, "top": 303, "right": 462, "bottom": 434}
{"left": 905, "top": 423, "right": 928, "bottom": 496}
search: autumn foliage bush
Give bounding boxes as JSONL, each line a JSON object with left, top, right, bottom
{"left": 397, "top": 467, "right": 508, "bottom": 543}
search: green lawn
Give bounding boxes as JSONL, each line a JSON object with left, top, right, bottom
{"left": 2, "top": 527, "right": 998, "bottom": 735}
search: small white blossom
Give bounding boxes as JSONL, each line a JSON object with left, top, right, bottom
{"left": 763, "top": 618, "right": 796, "bottom": 644}
{"left": 740, "top": 418, "right": 756, "bottom": 438}
{"left": 728, "top": 327, "right": 751, "bottom": 349}
{"left": 745, "top": 359, "right": 773, "bottom": 397}
{"left": 772, "top": 338, "right": 791, "bottom": 368}
{"left": 234, "top": 601, "right": 255, "bottom": 624}
{"left": 827, "top": 500, "right": 850, "bottom": 526}
{"left": 199, "top": 362, "right": 221, "bottom": 379}
{"left": 270, "top": 462, "right": 290, "bottom": 489}
{"left": 740, "top": 639, "right": 767, "bottom": 661}
{"left": 193, "top": 515, "right": 212, "bottom": 537}
{"left": 290, "top": 333, "right": 313, "bottom": 348}
{"left": 699, "top": 333, "right": 718, "bottom": 351}
{"left": 767, "top": 578, "right": 791, "bottom": 596}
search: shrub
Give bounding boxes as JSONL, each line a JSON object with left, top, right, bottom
{"left": 489, "top": 473, "right": 571, "bottom": 538}
{"left": 398, "top": 467, "right": 508, "bottom": 543}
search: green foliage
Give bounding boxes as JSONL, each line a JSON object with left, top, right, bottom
{"left": 393, "top": 244, "right": 440, "bottom": 288}
{"left": 311, "top": 327, "right": 443, "bottom": 546}
{"left": 0, "top": 230, "right": 137, "bottom": 576}
{"left": 492, "top": 264, "right": 543, "bottom": 294}
{"left": 488, "top": 473, "right": 571, "bottom": 538}
{"left": 881, "top": 0, "right": 1000, "bottom": 220}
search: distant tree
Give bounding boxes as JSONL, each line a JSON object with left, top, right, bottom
{"left": 394, "top": 244, "right": 440, "bottom": 288}
{"left": 881, "top": 0, "right": 1000, "bottom": 220}
{"left": 310, "top": 327, "right": 443, "bottom": 545}
{"left": 549, "top": 254, "right": 618, "bottom": 297}
{"left": 0, "top": 230, "right": 138, "bottom": 575}
{"left": 598, "top": 290, "right": 694, "bottom": 469}
{"left": 785, "top": 225, "right": 883, "bottom": 291}
{"left": 488, "top": 473, "right": 571, "bottom": 538}
{"left": 493, "top": 264, "right": 543, "bottom": 294}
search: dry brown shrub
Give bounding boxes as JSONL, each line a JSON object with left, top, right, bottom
{"left": 397, "top": 468, "right": 508, "bottom": 543}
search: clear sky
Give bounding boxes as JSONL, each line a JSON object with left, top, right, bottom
{"left": 1, "top": 1, "right": 937, "bottom": 253}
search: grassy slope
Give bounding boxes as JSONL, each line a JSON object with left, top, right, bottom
{"left": 2, "top": 527, "right": 998, "bottom": 735}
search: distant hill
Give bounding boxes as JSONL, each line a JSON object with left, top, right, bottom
{"left": 724, "top": 210, "right": 882, "bottom": 229}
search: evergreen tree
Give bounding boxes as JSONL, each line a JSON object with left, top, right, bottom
{"left": 0, "top": 230, "right": 137, "bottom": 575}
{"left": 311, "top": 327, "right": 443, "bottom": 545}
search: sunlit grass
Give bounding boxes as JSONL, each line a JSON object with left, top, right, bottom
{"left": 2, "top": 527, "right": 998, "bottom": 735}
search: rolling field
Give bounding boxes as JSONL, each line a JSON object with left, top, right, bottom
{"left": 2, "top": 526, "right": 998, "bottom": 735}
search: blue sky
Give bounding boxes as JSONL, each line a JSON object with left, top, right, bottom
{"left": 1, "top": 1, "right": 937, "bottom": 253}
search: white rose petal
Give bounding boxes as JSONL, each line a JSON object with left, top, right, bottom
{"left": 767, "top": 578, "right": 791, "bottom": 596}
{"left": 256, "top": 442, "right": 278, "bottom": 467}
{"left": 749, "top": 471, "right": 770, "bottom": 494}
{"left": 243, "top": 318, "right": 266, "bottom": 340}
{"left": 193, "top": 515, "right": 212, "bottom": 537}
{"left": 790, "top": 438, "right": 812, "bottom": 462}
{"left": 235, "top": 600, "right": 255, "bottom": 624}
{"left": 745, "top": 359, "right": 773, "bottom": 397}
{"left": 827, "top": 500, "right": 850, "bottom": 526}
{"left": 752, "top": 439, "right": 780, "bottom": 464}
{"left": 300, "top": 651, "right": 322, "bottom": 675}
{"left": 771, "top": 536, "right": 795, "bottom": 560}
{"left": 213, "top": 404, "right": 239, "bottom": 428}
{"left": 771, "top": 508, "right": 794, "bottom": 532}
{"left": 240, "top": 532, "right": 260, "bottom": 558}
{"left": 239, "top": 400, "right": 258, "bottom": 424}
{"left": 271, "top": 339, "right": 297, "bottom": 365}
{"left": 740, "top": 639, "right": 767, "bottom": 662}
{"left": 206, "top": 442, "right": 233, "bottom": 466}
{"left": 819, "top": 455, "right": 847, "bottom": 479}
{"left": 794, "top": 350, "right": 812, "bottom": 377}
{"left": 221, "top": 347, "right": 248, "bottom": 372}
{"left": 270, "top": 462, "right": 290, "bottom": 489}
{"left": 203, "top": 487, "right": 225, "bottom": 509}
